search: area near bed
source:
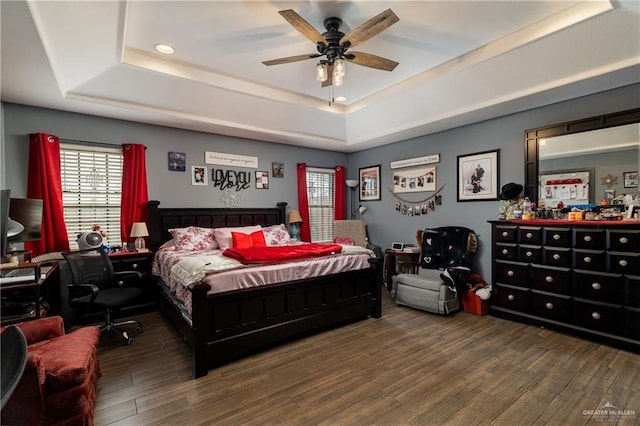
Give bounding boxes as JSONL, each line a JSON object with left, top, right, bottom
{"left": 148, "top": 201, "right": 382, "bottom": 378}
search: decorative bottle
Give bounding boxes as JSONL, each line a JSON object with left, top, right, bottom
{"left": 522, "top": 197, "right": 532, "bottom": 220}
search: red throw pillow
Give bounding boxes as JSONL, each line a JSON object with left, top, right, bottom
{"left": 232, "top": 230, "right": 267, "bottom": 249}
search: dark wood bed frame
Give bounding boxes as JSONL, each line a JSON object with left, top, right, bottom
{"left": 148, "top": 200, "right": 382, "bottom": 378}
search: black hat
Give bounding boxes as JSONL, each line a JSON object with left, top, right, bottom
{"left": 499, "top": 183, "right": 523, "bottom": 200}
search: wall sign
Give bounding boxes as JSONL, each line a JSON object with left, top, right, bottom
{"left": 390, "top": 154, "right": 440, "bottom": 170}
{"left": 205, "top": 151, "right": 258, "bottom": 168}
{"left": 211, "top": 168, "right": 252, "bottom": 191}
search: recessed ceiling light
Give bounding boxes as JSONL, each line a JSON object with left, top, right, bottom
{"left": 155, "top": 43, "right": 175, "bottom": 54}
{"left": 334, "top": 96, "right": 347, "bottom": 102}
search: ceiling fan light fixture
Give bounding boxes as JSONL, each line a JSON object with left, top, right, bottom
{"left": 333, "top": 69, "right": 344, "bottom": 86}
{"left": 315, "top": 62, "right": 328, "bottom": 82}
{"left": 334, "top": 59, "right": 345, "bottom": 77}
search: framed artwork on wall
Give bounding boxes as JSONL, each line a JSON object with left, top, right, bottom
{"left": 359, "top": 165, "right": 381, "bottom": 201}
{"left": 457, "top": 149, "right": 500, "bottom": 201}
{"left": 256, "top": 171, "right": 269, "bottom": 189}
{"left": 191, "top": 166, "right": 208, "bottom": 186}
{"left": 623, "top": 171, "right": 638, "bottom": 188}
{"left": 168, "top": 152, "right": 186, "bottom": 171}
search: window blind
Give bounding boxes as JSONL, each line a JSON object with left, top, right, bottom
{"left": 60, "top": 143, "right": 123, "bottom": 249}
{"left": 306, "top": 167, "right": 335, "bottom": 242}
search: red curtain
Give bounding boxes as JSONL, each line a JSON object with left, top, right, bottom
{"left": 334, "top": 166, "right": 346, "bottom": 220}
{"left": 121, "top": 144, "right": 149, "bottom": 245}
{"left": 26, "top": 133, "right": 70, "bottom": 256}
{"left": 296, "top": 163, "right": 311, "bottom": 242}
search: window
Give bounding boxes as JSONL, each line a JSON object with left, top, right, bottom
{"left": 306, "top": 167, "right": 335, "bottom": 242}
{"left": 60, "top": 143, "right": 123, "bottom": 249}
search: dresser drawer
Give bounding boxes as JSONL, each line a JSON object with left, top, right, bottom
{"left": 574, "top": 299, "right": 624, "bottom": 335}
{"left": 531, "top": 290, "right": 572, "bottom": 322}
{"left": 608, "top": 229, "right": 640, "bottom": 251}
{"left": 608, "top": 252, "right": 640, "bottom": 275}
{"left": 495, "top": 283, "right": 530, "bottom": 312}
{"left": 628, "top": 275, "right": 640, "bottom": 308}
{"left": 573, "top": 270, "right": 625, "bottom": 304}
{"left": 495, "top": 226, "right": 518, "bottom": 243}
{"left": 626, "top": 307, "right": 640, "bottom": 340}
{"left": 495, "top": 261, "right": 528, "bottom": 286}
{"left": 573, "top": 249, "right": 606, "bottom": 271}
{"left": 531, "top": 265, "right": 571, "bottom": 294}
{"left": 495, "top": 243, "right": 518, "bottom": 261}
{"left": 544, "top": 227, "right": 572, "bottom": 247}
{"left": 519, "top": 226, "right": 542, "bottom": 244}
{"left": 574, "top": 228, "right": 606, "bottom": 249}
{"left": 518, "top": 245, "right": 542, "bottom": 264}
{"left": 543, "top": 247, "right": 571, "bottom": 267}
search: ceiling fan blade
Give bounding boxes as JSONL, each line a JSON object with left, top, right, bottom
{"left": 262, "top": 53, "right": 321, "bottom": 66}
{"left": 321, "top": 64, "right": 334, "bottom": 87}
{"left": 346, "top": 51, "right": 399, "bottom": 71}
{"left": 279, "top": 9, "right": 326, "bottom": 47}
{"left": 340, "top": 9, "right": 399, "bottom": 49}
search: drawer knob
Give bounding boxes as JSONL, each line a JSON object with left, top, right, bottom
{"left": 583, "top": 256, "right": 591, "bottom": 263}
{"left": 591, "top": 312, "right": 601, "bottom": 320}
{"left": 117, "top": 280, "right": 124, "bottom": 287}
{"left": 508, "top": 295, "right": 515, "bottom": 301}
{"left": 132, "top": 263, "right": 138, "bottom": 269}
{"left": 507, "top": 270, "right": 515, "bottom": 277}
{"left": 553, "top": 234, "right": 561, "bottom": 240}
{"left": 591, "top": 282, "right": 601, "bottom": 290}
{"left": 545, "top": 302, "right": 554, "bottom": 310}
{"left": 553, "top": 254, "right": 560, "bottom": 260}
{"left": 619, "top": 237, "right": 629, "bottom": 244}
{"left": 502, "top": 249, "right": 509, "bottom": 255}
{"left": 583, "top": 235, "right": 592, "bottom": 242}
{"left": 546, "top": 276, "right": 554, "bottom": 283}
{"left": 526, "top": 251, "right": 533, "bottom": 257}
{"left": 619, "top": 259, "right": 628, "bottom": 267}
{"left": 502, "top": 231, "right": 509, "bottom": 237}
{"left": 526, "top": 232, "right": 533, "bottom": 239}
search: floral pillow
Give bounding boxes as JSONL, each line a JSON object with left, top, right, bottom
{"left": 169, "top": 226, "right": 218, "bottom": 251}
{"left": 263, "top": 224, "right": 293, "bottom": 246}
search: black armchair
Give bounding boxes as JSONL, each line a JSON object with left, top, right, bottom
{"left": 62, "top": 248, "right": 145, "bottom": 344}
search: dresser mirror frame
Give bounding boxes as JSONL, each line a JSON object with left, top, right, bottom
{"left": 524, "top": 108, "right": 640, "bottom": 207}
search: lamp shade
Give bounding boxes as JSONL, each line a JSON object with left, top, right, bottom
{"left": 130, "top": 222, "right": 149, "bottom": 238}
{"left": 345, "top": 179, "right": 359, "bottom": 188}
{"left": 288, "top": 210, "right": 303, "bottom": 224}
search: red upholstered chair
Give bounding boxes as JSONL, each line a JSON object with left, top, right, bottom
{"left": 0, "top": 316, "right": 101, "bottom": 426}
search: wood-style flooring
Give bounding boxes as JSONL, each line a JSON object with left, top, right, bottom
{"left": 94, "top": 290, "right": 640, "bottom": 425}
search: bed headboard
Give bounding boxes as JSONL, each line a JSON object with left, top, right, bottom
{"left": 148, "top": 201, "right": 287, "bottom": 251}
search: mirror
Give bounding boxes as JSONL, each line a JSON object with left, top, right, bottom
{"left": 524, "top": 108, "right": 640, "bottom": 208}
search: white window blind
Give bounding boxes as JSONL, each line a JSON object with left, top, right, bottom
{"left": 306, "top": 167, "right": 335, "bottom": 242}
{"left": 60, "top": 143, "right": 123, "bottom": 250}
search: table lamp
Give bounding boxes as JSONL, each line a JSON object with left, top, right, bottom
{"left": 288, "top": 210, "right": 303, "bottom": 240}
{"left": 130, "top": 222, "right": 149, "bottom": 252}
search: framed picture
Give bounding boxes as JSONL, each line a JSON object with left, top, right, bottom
{"left": 272, "top": 162, "right": 284, "bottom": 178}
{"left": 623, "top": 171, "right": 638, "bottom": 188}
{"left": 256, "top": 171, "right": 269, "bottom": 189}
{"left": 168, "top": 151, "right": 186, "bottom": 171}
{"left": 604, "top": 188, "right": 615, "bottom": 199}
{"left": 359, "top": 165, "right": 381, "bottom": 201}
{"left": 457, "top": 149, "right": 500, "bottom": 201}
{"left": 392, "top": 165, "right": 436, "bottom": 193}
{"left": 191, "top": 166, "right": 208, "bottom": 186}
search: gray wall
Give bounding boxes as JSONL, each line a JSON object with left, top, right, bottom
{"left": 2, "top": 83, "right": 639, "bottom": 280}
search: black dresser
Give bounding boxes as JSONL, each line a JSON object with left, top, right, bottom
{"left": 489, "top": 220, "right": 639, "bottom": 352}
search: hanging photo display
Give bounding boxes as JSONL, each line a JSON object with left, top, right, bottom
{"left": 392, "top": 165, "right": 436, "bottom": 193}
{"left": 388, "top": 184, "right": 445, "bottom": 217}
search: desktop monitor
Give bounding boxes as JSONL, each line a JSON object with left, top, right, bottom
{"left": 7, "top": 197, "right": 43, "bottom": 243}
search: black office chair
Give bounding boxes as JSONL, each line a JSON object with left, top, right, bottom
{"left": 62, "top": 248, "right": 145, "bottom": 344}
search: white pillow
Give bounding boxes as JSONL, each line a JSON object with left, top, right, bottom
{"left": 263, "top": 224, "right": 294, "bottom": 246}
{"left": 213, "top": 225, "right": 263, "bottom": 249}
{"left": 169, "top": 226, "right": 218, "bottom": 251}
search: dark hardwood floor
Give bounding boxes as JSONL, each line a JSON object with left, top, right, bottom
{"left": 94, "top": 290, "right": 640, "bottom": 425}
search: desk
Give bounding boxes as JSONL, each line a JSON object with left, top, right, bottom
{"left": 1, "top": 263, "right": 58, "bottom": 326}
{"left": 384, "top": 249, "right": 419, "bottom": 291}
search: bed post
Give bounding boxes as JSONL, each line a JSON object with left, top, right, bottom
{"left": 191, "top": 282, "right": 210, "bottom": 379}
{"left": 369, "top": 258, "right": 383, "bottom": 318}
{"left": 276, "top": 201, "right": 287, "bottom": 224}
{"left": 148, "top": 200, "right": 162, "bottom": 251}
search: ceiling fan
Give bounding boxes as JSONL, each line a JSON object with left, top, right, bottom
{"left": 263, "top": 8, "right": 399, "bottom": 87}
